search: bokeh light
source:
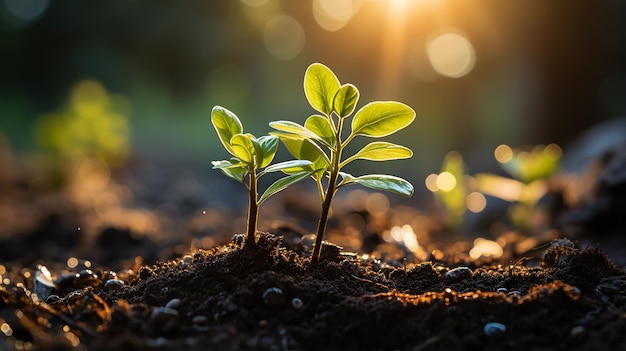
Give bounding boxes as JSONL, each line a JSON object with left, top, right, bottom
{"left": 466, "top": 191, "right": 486, "bottom": 213}
{"left": 494, "top": 144, "right": 513, "bottom": 163}
{"left": 427, "top": 30, "right": 476, "bottom": 78}
{"left": 312, "top": 0, "right": 357, "bottom": 32}
{"left": 435, "top": 171, "right": 457, "bottom": 192}
{"left": 2, "top": 0, "right": 49, "bottom": 26}
{"left": 263, "top": 14, "right": 305, "bottom": 60}
{"left": 469, "top": 238, "right": 503, "bottom": 259}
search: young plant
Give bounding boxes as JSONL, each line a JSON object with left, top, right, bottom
{"left": 270, "top": 63, "right": 415, "bottom": 264}
{"left": 211, "top": 106, "right": 313, "bottom": 249}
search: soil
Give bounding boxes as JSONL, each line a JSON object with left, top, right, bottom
{"left": 1, "top": 135, "right": 626, "bottom": 350}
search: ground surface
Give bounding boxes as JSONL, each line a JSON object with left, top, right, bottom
{"left": 1, "top": 134, "right": 626, "bottom": 350}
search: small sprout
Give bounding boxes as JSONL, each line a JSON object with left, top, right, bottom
{"left": 271, "top": 63, "right": 415, "bottom": 263}
{"left": 483, "top": 322, "right": 506, "bottom": 336}
{"left": 211, "top": 106, "right": 314, "bottom": 249}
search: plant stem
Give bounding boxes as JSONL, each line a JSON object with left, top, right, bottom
{"left": 246, "top": 167, "right": 258, "bottom": 249}
{"left": 311, "top": 117, "right": 344, "bottom": 264}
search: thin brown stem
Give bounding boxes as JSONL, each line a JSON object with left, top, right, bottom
{"left": 245, "top": 167, "right": 258, "bottom": 249}
{"left": 311, "top": 116, "right": 344, "bottom": 264}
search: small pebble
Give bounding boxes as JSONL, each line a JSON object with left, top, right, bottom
{"left": 165, "top": 298, "right": 182, "bottom": 310}
{"left": 445, "top": 266, "right": 472, "bottom": 281}
{"left": 151, "top": 307, "right": 179, "bottom": 319}
{"left": 150, "top": 307, "right": 180, "bottom": 335}
{"left": 192, "top": 315, "right": 208, "bottom": 326}
{"left": 262, "top": 287, "right": 285, "bottom": 307}
{"left": 232, "top": 233, "right": 245, "bottom": 246}
{"left": 484, "top": 322, "right": 506, "bottom": 336}
{"left": 103, "top": 279, "right": 125, "bottom": 291}
{"left": 570, "top": 325, "right": 585, "bottom": 336}
{"left": 507, "top": 291, "right": 522, "bottom": 298}
{"left": 291, "top": 298, "right": 303, "bottom": 309}
{"left": 182, "top": 255, "right": 193, "bottom": 266}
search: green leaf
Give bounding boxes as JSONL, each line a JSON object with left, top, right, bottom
{"left": 211, "top": 161, "right": 248, "bottom": 182}
{"left": 257, "top": 135, "right": 279, "bottom": 168}
{"left": 262, "top": 160, "right": 312, "bottom": 174}
{"left": 230, "top": 133, "right": 256, "bottom": 164}
{"left": 333, "top": 84, "right": 359, "bottom": 118}
{"left": 258, "top": 171, "right": 314, "bottom": 205}
{"left": 341, "top": 142, "right": 413, "bottom": 167}
{"left": 269, "top": 121, "right": 323, "bottom": 142}
{"left": 211, "top": 159, "right": 244, "bottom": 169}
{"left": 305, "top": 115, "right": 335, "bottom": 146}
{"left": 339, "top": 172, "right": 414, "bottom": 197}
{"left": 280, "top": 138, "right": 330, "bottom": 167}
{"left": 350, "top": 102, "right": 415, "bottom": 138}
{"left": 304, "top": 63, "right": 340, "bottom": 115}
{"left": 211, "top": 106, "right": 243, "bottom": 156}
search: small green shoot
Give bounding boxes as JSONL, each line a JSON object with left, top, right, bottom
{"left": 211, "top": 106, "right": 313, "bottom": 249}
{"left": 270, "top": 63, "right": 415, "bottom": 264}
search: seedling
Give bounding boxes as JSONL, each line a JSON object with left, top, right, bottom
{"left": 211, "top": 106, "right": 313, "bottom": 249}
{"left": 270, "top": 63, "right": 415, "bottom": 264}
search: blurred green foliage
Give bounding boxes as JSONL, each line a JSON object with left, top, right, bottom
{"left": 34, "top": 80, "right": 130, "bottom": 168}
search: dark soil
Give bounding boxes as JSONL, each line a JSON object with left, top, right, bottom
{"left": 1, "top": 135, "right": 626, "bottom": 350}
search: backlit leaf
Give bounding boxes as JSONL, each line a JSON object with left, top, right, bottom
{"left": 230, "top": 133, "right": 255, "bottom": 164}
{"left": 211, "top": 106, "right": 243, "bottom": 156}
{"left": 341, "top": 142, "right": 412, "bottom": 167}
{"left": 305, "top": 115, "right": 335, "bottom": 146}
{"left": 212, "top": 161, "right": 247, "bottom": 182}
{"left": 333, "top": 84, "right": 359, "bottom": 118}
{"left": 351, "top": 102, "right": 415, "bottom": 138}
{"left": 281, "top": 138, "right": 330, "bottom": 167}
{"left": 258, "top": 171, "right": 315, "bottom": 205}
{"left": 257, "top": 135, "right": 279, "bottom": 168}
{"left": 339, "top": 172, "right": 414, "bottom": 197}
{"left": 262, "top": 160, "right": 312, "bottom": 174}
{"left": 269, "top": 120, "right": 322, "bottom": 141}
{"left": 304, "top": 63, "right": 340, "bottom": 115}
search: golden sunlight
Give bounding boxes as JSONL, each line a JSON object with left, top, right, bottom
{"left": 427, "top": 30, "right": 476, "bottom": 78}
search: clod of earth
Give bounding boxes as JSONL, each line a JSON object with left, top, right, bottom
{"left": 1, "top": 233, "right": 624, "bottom": 350}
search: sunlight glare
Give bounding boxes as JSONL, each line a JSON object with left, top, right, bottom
{"left": 263, "top": 14, "right": 305, "bottom": 60}
{"left": 427, "top": 30, "right": 476, "bottom": 78}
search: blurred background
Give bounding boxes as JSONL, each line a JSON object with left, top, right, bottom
{"left": 1, "top": 0, "right": 626, "bottom": 267}
{"left": 1, "top": 0, "right": 626, "bottom": 203}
